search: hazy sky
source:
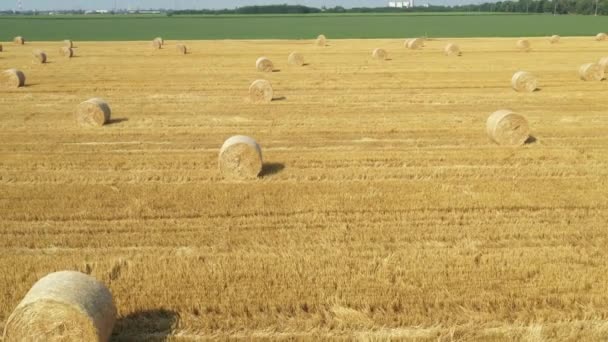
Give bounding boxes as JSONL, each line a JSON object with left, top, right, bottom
{"left": 1, "top": 0, "right": 480, "bottom": 11}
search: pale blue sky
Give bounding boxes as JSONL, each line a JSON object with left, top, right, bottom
{"left": 1, "top": 0, "right": 477, "bottom": 11}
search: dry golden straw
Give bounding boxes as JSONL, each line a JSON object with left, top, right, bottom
{"left": 288, "top": 52, "right": 305, "bottom": 66}
{"left": 316, "top": 34, "right": 327, "bottom": 46}
{"left": 2, "top": 69, "right": 26, "bottom": 88}
{"left": 596, "top": 33, "right": 607, "bottom": 41}
{"left": 249, "top": 79, "right": 273, "bottom": 103}
{"left": 549, "top": 35, "right": 560, "bottom": 44}
{"left": 33, "top": 50, "right": 47, "bottom": 64}
{"left": 13, "top": 36, "right": 25, "bottom": 45}
{"left": 60, "top": 47, "right": 74, "bottom": 58}
{"left": 406, "top": 38, "right": 424, "bottom": 49}
{"left": 579, "top": 63, "right": 604, "bottom": 81}
{"left": 75, "top": 98, "right": 112, "bottom": 127}
{"left": 219, "top": 135, "right": 263, "bottom": 180}
{"left": 511, "top": 71, "right": 538, "bottom": 92}
{"left": 2, "top": 271, "right": 116, "bottom": 342}
{"left": 64, "top": 40, "right": 73, "bottom": 48}
{"left": 372, "top": 48, "right": 388, "bottom": 60}
{"left": 256, "top": 57, "right": 274, "bottom": 72}
{"left": 444, "top": 43, "right": 461, "bottom": 56}
{"left": 486, "top": 110, "right": 530, "bottom": 146}
{"left": 516, "top": 39, "right": 531, "bottom": 52}
{"left": 176, "top": 44, "right": 187, "bottom": 55}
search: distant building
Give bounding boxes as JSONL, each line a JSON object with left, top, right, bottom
{"left": 388, "top": 1, "right": 415, "bottom": 8}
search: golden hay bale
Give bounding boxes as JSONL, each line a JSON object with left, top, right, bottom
{"left": 219, "top": 135, "right": 263, "bottom": 180}
{"left": 599, "top": 57, "right": 608, "bottom": 73}
{"left": 256, "top": 57, "right": 274, "bottom": 72}
{"left": 64, "top": 39, "right": 73, "bottom": 48}
{"left": 444, "top": 43, "right": 461, "bottom": 56}
{"left": 288, "top": 52, "right": 304, "bottom": 66}
{"left": 33, "top": 50, "right": 47, "bottom": 64}
{"left": 14, "top": 36, "right": 25, "bottom": 45}
{"left": 596, "top": 33, "right": 607, "bottom": 41}
{"left": 60, "top": 47, "right": 74, "bottom": 58}
{"left": 176, "top": 44, "right": 187, "bottom": 55}
{"left": 152, "top": 39, "right": 162, "bottom": 50}
{"left": 516, "top": 39, "right": 531, "bottom": 52}
{"left": 316, "top": 34, "right": 327, "bottom": 46}
{"left": 75, "top": 98, "right": 112, "bottom": 127}
{"left": 2, "top": 271, "right": 116, "bottom": 342}
{"left": 579, "top": 63, "right": 604, "bottom": 81}
{"left": 549, "top": 35, "right": 560, "bottom": 44}
{"left": 154, "top": 37, "right": 164, "bottom": 45}
{"left": 372, "top": 48, "right": 388, "bottom": 60}
{"left": 511, "top": 71, "right": 538, "bottom": 92}
{"left": 486, "top": 110, "right": 530, "bottom": 146}
{"left": 249, "top": 79, "right": 273, "bottom": 103}
{"left": 406, "top": 38, "right": 424, "bottom": 49}
{"left": 2, "top": 69, "right": 26, "bottom": 88}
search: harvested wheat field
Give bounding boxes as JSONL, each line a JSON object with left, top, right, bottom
{"left": 1, "top": 38, "right": 608, "bottom": 341}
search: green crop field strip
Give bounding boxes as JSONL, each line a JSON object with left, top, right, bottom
{"left": 1, "top": 13, "right": 608, "bottom": 40}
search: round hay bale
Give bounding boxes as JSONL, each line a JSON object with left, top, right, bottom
{"left": 64, "top": 40, "right": 73, "bottom": 48}
{"left": 316, "top": 34, "right": 327, "bottom": 47}
{"left": 406, "top": 38, "right": 424, "bottom": 49}
{"left": 249, "top": 79, "right": 273, "bottom": 103}
{"left": 486, "top": 110, "right": 530, "bottom": 146}
{"left": 511, "top": 71, "right": 538, "bottom": 92}
{"left": 176, "top": 44, "right": 187, "bottom": 55}
{"left": 444, "top": 43, "right": 461, "bottom": 56}
{"left": 596, "top": 33, "right": 607, "bottom": 41}
{"left": 288, "top": 52, "right": 304, "bottom": 66}
{"left": 2, "top": 69, "right": 26, "bottom": 88}
{"left": 33, "top": 50, "right": 47, "bottom": 64}
{"left": 152, "top": 39, "right": 162, "bottom": 50}
{"left": 579, "top": 63, "right": 604, "bottom": 81}
{"left": 2, "top": 271, "right": 116, "bottom": 342}
{"left": 60, "top": 47, "right": 74, "bottom": 58}
{"left": 14, "top": 36, "right": 25, "bottom": 45}
{"left": 549, "top": 35, "right": 560, "bottom": 44}
{"left": 598, "top": 57, "right": 608, "bottom": 73}
{"left": 516, "top": 39, "right": 531, "bottom": 52}
{"left": 75, "top": 98, "right": 111, "bottom": 127}
{"left": 372, "top": 48, "right": 388, "bottom": 60}
{"left": 154, "top": 37, "right": 164, "bottom": 45}
{"left": 219, "top": 135, "right": 263, "bottom": 180}
{"left": 256, "top": 57, "right": 274, "bottom": 72}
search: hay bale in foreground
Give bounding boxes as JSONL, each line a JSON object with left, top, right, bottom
{"left": 316, "top": 34, "right": 327, "bottom": 46}
{"left": 2, "top": 69, "right": 25, "bottom": 88}
{"left": 60, "top": 47, "right": 74, "bottom": 58}
{"left": 249, "top": 79, "right": 273, "bottom": 103}
{"left": 2, "top": 271, "right": 116, "bottom": 342}
{"left": 256, "top": 57, "right": 274, "bottom": 72}
{"left": 33, "top": 50, "right": 47, "bottom": 64}
{"left": 288, "top": 52, "right": 304, "bottom": 66}
{"left": 372, "top": 48, "right": 388, "bottom": 60}
{"left": 486, "top": 110, "right": 530, "bottom": 146}
{"left": 75, "top": 98, "right": 111, "bottom": 127}
{"left": 444, "top": 43, "right": 461, "bottom": 56}
{"left": 579, "top": 63, "right": 604, "bottom": 81}
{"left": 176, "top": 44, "right": 187, "bottom": 55}
{"left": 406, "top": 38, "right": 424, "bottom": 49}
{"left": 219, "top": 135, "right": 263, "bottom": 180}
{"left": 511, "top": 71, "right": 538, "bottom": 92}
{"left": 64, "top": 40, "right": 73, "bottom": 48}
{"left": 14, "top": 36, "right": 25, "bottom": 45}
{"left": 596, "top": 33, "right": 607, "bottom": 41}
{"left": 549, "top": 35, "right": 560, "bottom": 44}
{"left": 516, "top": 39, "right": 531, "bottom": 52}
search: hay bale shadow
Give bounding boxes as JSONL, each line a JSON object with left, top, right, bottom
{"left": 106, "top": 118, "right": 128, "bottom": 125}
{"left": 525, "top": 136, "right": 537, "bottom": 145}
{"left": 260, "top": 162, "right": 285, "bottom": 177}
{"left": 272, "top": 96, "right": 286, "bottom": 102}
{"left": 112, "top": 309, "right": 179, "bottom": 342}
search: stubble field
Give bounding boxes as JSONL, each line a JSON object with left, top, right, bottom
{"left": 1, "top": 37, "right": 608, "bottom": 340}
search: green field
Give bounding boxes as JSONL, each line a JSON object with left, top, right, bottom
{"left": 1, "top": 13, "right": 608, "bottom": 40}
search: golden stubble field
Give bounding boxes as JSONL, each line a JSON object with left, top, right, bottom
{"left": 1, "top": 37, "right": 608, "bottom": 341}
